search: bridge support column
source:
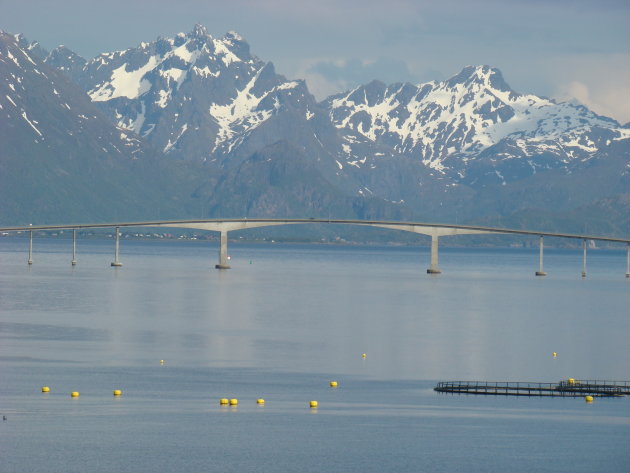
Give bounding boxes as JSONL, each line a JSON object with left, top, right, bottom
{"left": 426, "top": 234, "right": 441, "bottom": 274}
{"left": 28, "top": 230, "right": 33, "bottom": 265}
{"left": 71, "top": 229, "right": 77, "bottom": 266}
{"left": 215, "top": 231, "right": 231, "bottom": 269}
{"left": 535, "top": 235, "right": 547, "bottom": 276}
{"left": 582, "top": 239, "right": 587, "bottom": 278}
{"left": 626, "top": 243, "right": 629, "bottom": 278}
{"left": 111, "top": 227, "right": 122, "bottom": 267}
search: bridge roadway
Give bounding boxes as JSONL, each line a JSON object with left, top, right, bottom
{"left": 2, "top": 218, "right": 629, "bottom": 276}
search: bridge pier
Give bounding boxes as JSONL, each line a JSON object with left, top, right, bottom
{"left": 215, "top": 231, "right": 231, "bottom": 269}
{"left": 71, "top": 229, "right": 77, "bottom": 266}
{"left": 27, "top": 230, "right": 33, "bottom": 265}
{"left": 426, "top": 234, "right": 441, "bottom": 274}
{"left": 582, "top": 239, "right": 587, "bottom": 278}
{"left": 535, "top": 235, "right": 547, "bottom": 276}
{"left": 111, "top": 227, "right": 122, "bottom": 267}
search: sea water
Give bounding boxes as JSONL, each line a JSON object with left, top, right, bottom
{"left": 1, "top": 237, "right": 629, "bottom": 472}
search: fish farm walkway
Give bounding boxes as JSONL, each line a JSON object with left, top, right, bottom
{"left": 434, "top": 380, "right": 630, "bottom": 397}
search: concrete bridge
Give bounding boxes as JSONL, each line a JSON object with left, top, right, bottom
{"left": 1, "top": 218, "right": 629, "bottom": 277}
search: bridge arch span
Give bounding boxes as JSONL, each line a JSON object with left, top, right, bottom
{"left": 156, "top": 219, "right": 497, "bottom": 272}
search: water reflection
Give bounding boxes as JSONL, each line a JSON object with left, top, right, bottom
{"left": 1, "top": 239, "right": 629, "bottom": 380}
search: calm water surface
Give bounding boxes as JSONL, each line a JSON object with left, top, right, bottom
{"left": 1, "top": 237, "right": 629, "bottom": 472}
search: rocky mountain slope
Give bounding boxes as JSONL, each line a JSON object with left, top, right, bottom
{"left": 0, "top": 31, "right": 198, "bottom": 224}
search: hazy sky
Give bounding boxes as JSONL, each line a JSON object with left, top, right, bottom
{"left": 2, "top": 0, "right": 629, "bottom": 122}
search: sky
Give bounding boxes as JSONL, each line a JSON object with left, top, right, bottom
{"left": 2, "top": 0, "right": 629, "bottom": 122}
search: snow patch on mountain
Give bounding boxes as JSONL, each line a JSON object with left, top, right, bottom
{"left": 209, "top": 72, "right": 272, "bottom": 149}
{"left": 161, "top": 68, "right": 187, "bottom": 87}
{"left": 212, "top": 38, "right": 240, "bottom": 66}
{"left": 119, "top": 101, "right": 146, "bottom": 135}
{"left": 192, "top": 65, "right": 220, "bottom": 78}
{"left": 173, "top": 43, "right": 201, "bottom": 63}
{"left": 164, "top": 123, "right": 188, "bottom": 153}
{"left": 21, "top": 110, "right": 43, "bottom": 136}
{"left": 90, "top": 56, "right": 158, "bottom": 101}
{"left": 209, "top": 73, "right": 299, "bottom": 151}
{"left": 613, "top": 128, "right": 630, "bottom": 141}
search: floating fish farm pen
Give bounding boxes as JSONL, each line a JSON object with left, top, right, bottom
{"left": 434, "top": 380, "right": 630, "bottom": 397}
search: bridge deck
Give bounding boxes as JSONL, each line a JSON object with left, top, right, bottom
{"left": 1, "top": 218, "right": 629, "bottom": 243}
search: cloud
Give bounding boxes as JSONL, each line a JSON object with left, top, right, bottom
{"left": 238, "top": 0, "right": 426, "bottom": 23}
{"left": 556, "top": 81, "right": 630, "bottom": 124}
{"left": 557, "top": 81, "right": 592, "bottom": 108}
{"left": 550, "top": 53, "right": 630, "bottom": 124}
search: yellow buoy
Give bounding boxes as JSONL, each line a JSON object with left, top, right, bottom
{"left": 552, "top": 352, "right": 557, "bottom": 357}
{"left": 568, "top": 378, "right": 575, "bottom": 385}
{"left": 229, "top": 398, "right": 238, "bottom": 406}
{"left": 160, "top": 360, "right": 164, "bottom": 365}
{"left": 361, "top": 353, "right": 367, "bottom": 358}
{"left": 70, "top": 391, "right": 80, "bottom": 398}
{"left": 41, "top": 386, "right": 50, "bottom": 393}
{"left": 309, "top": 400, "right": 318, "bottom": 408}
{"left": 256, "top": 398, "right": 265, "bottom": 405}
{"left": 113, "top": 389, "right": 122, "bottom": 396}
{"left": 585, "top": 395, "right": 594, "bottom": 403}
{"left": 219, "top": 398, "right": 229, "bottom": 405}
{"left": 329, "top": 381, "right": 338, "bottom": 388}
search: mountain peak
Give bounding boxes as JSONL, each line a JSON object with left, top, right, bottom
{"left": 446, "top": 65, "right": 511, "bottom": 92}
{"left": 48, "top": 44, "right": 79, "bottom": 55}
{"left": 2, "top": 32, "right": 49, "bottom": 61}
{"left": 44, "top": 44, "right": 86, "bottom": 74}
{"left": 190, "top": 24, "right": 209, "bottom": 38}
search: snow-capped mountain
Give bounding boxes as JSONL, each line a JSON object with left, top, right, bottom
{"left": 326, "top": 65, "right": 630, "bottom": 186}
{"left": 45, "top": 25, "right": 329, "bottom": 164}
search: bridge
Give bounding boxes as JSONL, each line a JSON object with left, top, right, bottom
{"left": 1, "top": 218, "right": 629, "bottom": 277}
